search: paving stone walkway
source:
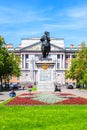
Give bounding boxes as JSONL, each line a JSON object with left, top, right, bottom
{"left": 61, "top": 87, "right": 87, "bottom": 99}
{"left": 0, "top": 87, "right": 87, "bottom": 103}
{"left": 0, "top": 89, "right": 27, "bottom": 103}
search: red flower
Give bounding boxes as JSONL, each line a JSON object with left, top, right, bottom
{"left": 59, "top": 93, "right": 75, "bottom": 96}
{"left": 55, "top": 97, "right": 87, "bottom": 105}
{"left": 20, "top": 93, "right": 33, "bottom": 96}
{"left": 6, "top": 97, "right": 48, "bottom": 106}
{"left": 6, "top": 93, "right": 87, "bottom": 106}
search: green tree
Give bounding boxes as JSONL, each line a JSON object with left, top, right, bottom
{"left": 65, "top": 43, "right": 87, "bottom": 87}
{"left": 3, "top": 52, "right": 21, "bottom": 83}
{"left": 0, "top": 36, "right": 5, "bottom": 46}
{"left": 0, "top": 36, "right": 21, "bottom": 90}
{"left": 0, "top": 36, "right": 6, "bottom": 90}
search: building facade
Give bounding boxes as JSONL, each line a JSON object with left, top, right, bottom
{"left": 7, "top": 37, "right": 80, "bottom": 87}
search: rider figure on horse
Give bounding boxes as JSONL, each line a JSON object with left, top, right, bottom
{"left": 40, "top": 31, "right": 51, "bottom": 58}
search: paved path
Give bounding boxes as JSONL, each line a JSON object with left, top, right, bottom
{"left": 0, "top": 87, "right": 87, "bottom": 103}
{"left": 0, "top": 89, "right": 28, "bottom": 103}
{"left": 61, "top": 87, "right": 87, "bottom": 99}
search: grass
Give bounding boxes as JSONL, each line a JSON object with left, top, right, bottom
{"left": 78, "top": 88, "right": 87, "bottom": 90}
{"left": 31, "top": 86, "right": 37, "bottom": 91}
{"left": 28, "top": 86, "right": 37, "bottom": 92}
{"left": 0, "top": 103, "right": 87, "bottom": 130}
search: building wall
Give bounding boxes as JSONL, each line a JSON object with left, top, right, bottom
{"left": 7, "top": 38, "right": 78, "bottom": 86}
{"left": 19, "top": 52, "right": 66, "bottom": 84}
{"left": 9, "top": 76, "right": 20, "bottom": 83}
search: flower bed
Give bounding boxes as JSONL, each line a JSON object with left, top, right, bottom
{"left": 6, "top": 97, "right": 47, "bottom": 106}
{"left": 55, "top": 97, "right": 87, "bottom": 105}
{"left": 6, "top": 92, "right": 87, "bottom": 106}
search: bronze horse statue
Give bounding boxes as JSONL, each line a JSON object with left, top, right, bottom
{"left": 40, "top": 31, "right": 51, "bottom": 58}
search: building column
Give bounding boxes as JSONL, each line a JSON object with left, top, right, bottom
{"left": 24, "top": 54, "right": 25, "bottom": 69}
{"left": 63, "top": 54, "right": 65, "bottom": 69}
{"left": 60, "top": 54, "right": 62, "bottom": 69}
{"left": 20, "top": 54, "right": 22, "bottom": 68}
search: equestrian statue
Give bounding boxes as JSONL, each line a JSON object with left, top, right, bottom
{"left": 40, "top": 31, "right": 51, "bottom": 58}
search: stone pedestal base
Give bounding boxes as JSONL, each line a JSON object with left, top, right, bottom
{"left": 36, "top": 58, "right": 55, "bottom": 92}
{"left": 37, "top": 82, "right": 54, "bottom": 92}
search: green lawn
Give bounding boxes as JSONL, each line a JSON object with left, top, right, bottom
{"left": 0, "top": 103, "right": 87, "bottom": 130}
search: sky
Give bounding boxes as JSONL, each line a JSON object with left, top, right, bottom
{"left": 0, "top": 0, "right": 87, "bottom": 48}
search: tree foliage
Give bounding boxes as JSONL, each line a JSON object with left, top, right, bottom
{"left": 0, "top": 36, "right": 21, "bottom": 90}
{"left": 65, "top": 43, "right": 87, "bottom": 86}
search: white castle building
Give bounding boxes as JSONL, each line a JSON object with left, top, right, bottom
{"left": 19, "top": 38, "right": 65, "bottom": 85}
{"left": 7, "top": 37, "right": 79, "bottom": 90}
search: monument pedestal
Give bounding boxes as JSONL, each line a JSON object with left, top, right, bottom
{"left": 36, "top": 59, "right": 55, "bottom": 92}
{"left": 37, "top": 81, "right": 54, "bottom": 92}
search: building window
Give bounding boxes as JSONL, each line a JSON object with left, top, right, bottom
{"left": 72, "top": 55, "right": 75, "bottom": 58}
{"left": 57, "top": 63, "right": 60, "bottom": 69}
{"left": 65, "top": 63, "right": 68, "bottom": 69}
{"left": 65, "top": 55, "right": 68, "bottom": 58}
{"left": 62, "top": 54, "right": 63, "bottom": 59}
{"left": 25, "top": 63, "right": 28, "bottom": 68}
{"left": 57, "top": 54, "right": 60, "bottom": 59}
{"left": 22, "top": 54, "right": 24, "bottom": 68}
{"left": 65, "top": 55, "right": 70, "bottom": 58}
{"left": 25, "top": 54, "right": 28, "bottom": 59}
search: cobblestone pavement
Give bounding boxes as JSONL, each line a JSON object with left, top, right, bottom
{"left": 0, "top": 87, "right": 87, "bottom": 103}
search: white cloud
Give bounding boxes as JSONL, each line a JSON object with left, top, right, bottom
{"left": 44, "top": 21, "right": 87, "bottom": 30}
{"left": 0, "top": 3, "right": 87, "bottom": 47}
{"left": 0, "top": 5, "right": 51, "bottom": 25}
{"left": 65, "top": 5, "right": 87, "bottom": 18}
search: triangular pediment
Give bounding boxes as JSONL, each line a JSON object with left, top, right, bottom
{"left": 20, "top": 42, "right": 41, "bottom": 51}
{"left": 20, "top": 42, "right": 65, "bottom": 51}
{"left": 51, "top": 43, "right": 65, "bottom": 51}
